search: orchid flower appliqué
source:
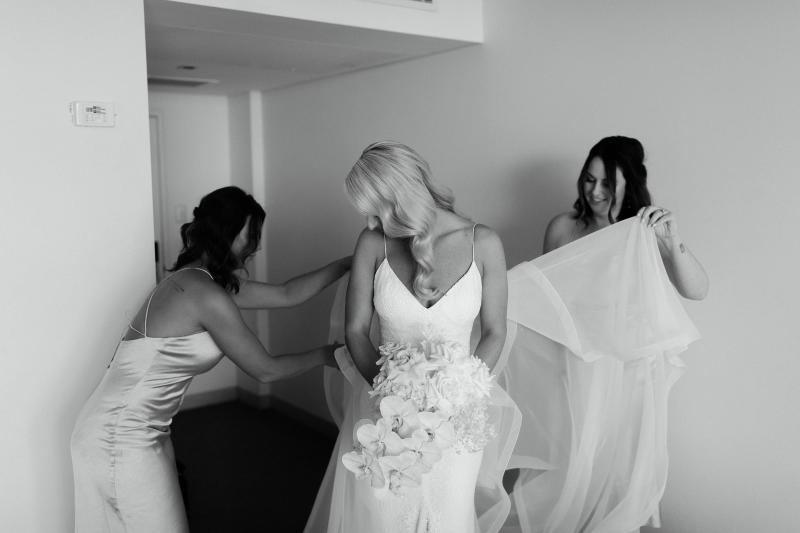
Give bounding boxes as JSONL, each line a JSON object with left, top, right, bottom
{"left": 342, "top": 449, "right": 386, "bottom": 489}
{"left": 355, "top": 418, "right": 406, "bottom": 457}
{"left": 379, "top": 395, "right": 420, "bottom": 438}
{"left": 379, "top": 451, "right": 423, "bottom": 494}
{"left": 417, "top": 410, "right": 456, "bottom": 450}
{"left": 406, "top": 429, "right": 443, "bottom": 472}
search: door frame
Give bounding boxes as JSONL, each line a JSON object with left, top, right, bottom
{"left": 149, "top": 113, "right": 168, "bottom": 282}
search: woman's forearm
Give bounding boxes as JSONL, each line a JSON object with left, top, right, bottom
{"left": 474, "top": 327, "right": 506, "bottom": 373}
{"left": 255, "top": 346, "right": 331, "bottom": 383}
{"left": 283, "top": 257, "right": 351, "bottom": 306}
{"left": 346, "top": 331, "right": 380, "bottom": 385}
{"left": 659, "top": 238, "right": 709, "bottom": 300}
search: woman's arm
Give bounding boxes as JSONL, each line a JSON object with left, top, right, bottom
{"left": 231, "top": 256, "right": 352, "bottom": 309}
{"left": 639, "top": 206, "right": 710, "bottom": 300}
{"left": 344, "top": 229, "right": 383, "bottom": 384}
{"left": 197, "top": 285, "right": 336, "bottom": 382}
{"left": 473, "top": 226, "right": 509, "bottom": 371}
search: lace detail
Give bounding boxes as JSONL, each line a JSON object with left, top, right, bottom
{"left": 373, "top": 259, "right": 481, "bottom": 350}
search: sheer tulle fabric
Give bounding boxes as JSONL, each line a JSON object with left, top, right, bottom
{"left": 305, "top": 278, "right": 522, "bottom": 533}
{"left": 499, "top": 219, "right": 700, "bottom": 533}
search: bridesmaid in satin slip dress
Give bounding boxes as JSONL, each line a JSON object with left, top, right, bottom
{"left": 71, "top": 186, "right": 350, "bottom": 533}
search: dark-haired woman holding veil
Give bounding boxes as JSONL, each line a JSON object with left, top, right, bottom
{"left": 502, "top": 137, "right": 708, "bottom": 533}
{"left": 71, "top": 186, "right": 350, "bottom": 533}
{"left": 543, "top": 136, "right": 708, "bottom": 299}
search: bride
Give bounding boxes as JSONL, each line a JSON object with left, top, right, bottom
{"left": 305, "top": 142, "right": 521, "bottom": 533}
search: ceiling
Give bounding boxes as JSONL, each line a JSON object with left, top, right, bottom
{"left": 144, "top": 0, "right": 473, "bottom": 95}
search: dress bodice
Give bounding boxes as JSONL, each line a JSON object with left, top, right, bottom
{"left": 74, "top": 332, "right": 223, "bottom": 448}
{"left": 73, "top": 267, "right": 224, "bottom": 449}
{"left": 373, "top": 257, "right": 482, "bottom": 350}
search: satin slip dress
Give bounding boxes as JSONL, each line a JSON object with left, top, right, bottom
{"left": 71, "top": 267, "right": 223, "bottom": 533}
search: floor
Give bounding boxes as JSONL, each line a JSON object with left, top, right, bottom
{"left": 171, "top": 401, "right": 335, "bottom": 533}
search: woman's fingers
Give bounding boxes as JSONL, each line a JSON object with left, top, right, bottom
{"left": 649, "top": 208, "right": 673, "bottom": 227}
{"left": 639, "top": 205, "right": 674, "bottom": 227}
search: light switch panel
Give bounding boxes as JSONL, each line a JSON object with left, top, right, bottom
{"left": 71, "top": 101, "right": 115, "bottom": 127}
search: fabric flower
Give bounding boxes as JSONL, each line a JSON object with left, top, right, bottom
{"left": 379, "top": 395, "right": 420, "bottom": 438}
{"left": 342, "top": 449, "right": 386, "bottom": 488}
{"left": 355, "top": 418, "right": 406, "bottom": 456}
{"left": 417, "top": 411, "right": 456, "bottom": 449}
{"left": 349, "top": 337, "right": 496, "bottom": 493}
{"left": 379, "top": 451, "right": 423, "bottom": 494}
{"left": 406, "top": 429, "right": 443, "bottom": 472}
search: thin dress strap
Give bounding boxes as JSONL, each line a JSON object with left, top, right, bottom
{"left": 472, "top": 224, "right": 478, "bottom": 261}
{"left": 383, "top": 233, "right": 388, "bottom": 261}
{"left": 184, "top": 266, "right": 214, "bottom": 280}
{"left": 128, "top": 267, "right": 214, "bottom": 337}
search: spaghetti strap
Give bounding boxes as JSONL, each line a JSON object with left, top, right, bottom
{"left": 471, "top": 224, "right": 477, "bottom": 261}
{"left": 129, "top": 266, "right": 213, "bottom": 338}
{"left": 383, "top": 233, "right": 388, "bottom": 261}
{"left": 142, "top": 289, "right": 157, "bottom": 337}
{"left": 186, "top": 267, "right": 214, "bottom": 280}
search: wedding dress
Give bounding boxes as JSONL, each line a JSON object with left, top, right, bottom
{"left": 499, "top": 218, "right": 701, "bottom": 533}
{"left": 306, "top": 230, "right": 521, "bottom": 533}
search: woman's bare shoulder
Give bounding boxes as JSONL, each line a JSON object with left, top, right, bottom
{"left": 543, "top": 212, "right": 579, "bottom": 252}
{"left": 472, "top": 223, "right": 505, "bottom": 267}
{"left": 353, "top": 227, "right": 387, "bottom": 270}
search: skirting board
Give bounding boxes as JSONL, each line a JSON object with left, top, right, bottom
{"left": 238, "top": 389, "right": 338, "bottom": 439}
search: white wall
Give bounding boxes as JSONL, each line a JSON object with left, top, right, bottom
{"left": 0, "top": 1, "right": 152, "bottom": 531}
{"left": 147, "top": 91, "right": 241, "bottom": 398}
{"left": 260, "top": 1, "right": 800, "bottom": 531}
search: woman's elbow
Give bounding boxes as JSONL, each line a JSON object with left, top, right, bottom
{"left": 253, "top": 358, "right": 282, "bottom": 383}
{"left": 483, "top": 321, "right": 507, "bottom": 339}
{"left": 684, "top": 284, "right": 709, "bottom": 301}
{"left": 255, "top": 369, "right": 279, "bottom": 384}
{"left": 679, "top": 278, "right": 710, "bottom": 301}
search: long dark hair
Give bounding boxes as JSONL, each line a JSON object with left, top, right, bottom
{"left": 573, "top": 136, "right": 651, "bottom": 226}
{"left": 171, "top": 186, "right": 265, "bottom": 293}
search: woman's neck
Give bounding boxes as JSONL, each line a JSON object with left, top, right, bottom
{"left": 184, "top": 258, "right": 208, "bottom": 270}
{"left": 429, "top": 207, "right": 465, "bottom": 236}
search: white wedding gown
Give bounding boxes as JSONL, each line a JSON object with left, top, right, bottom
{"left": 305, "top": 243, "right": 522, "bottom": 533}
{"left": 307, "top": 219, "right": 698, "bottom": 533}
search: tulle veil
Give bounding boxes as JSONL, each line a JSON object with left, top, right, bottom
{"left": 499, "top": 218, "right": 700, "bottom": 533}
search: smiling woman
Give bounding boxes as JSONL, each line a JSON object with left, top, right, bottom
{"left": 544, "top": 136, "right": 651, "bottom": 252}
{"left": 543, "top": 136, "right": 709, "bottom": 300}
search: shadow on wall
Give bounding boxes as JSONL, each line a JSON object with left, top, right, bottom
{"left": 496, "top": 156, "right": 576, "bottom": 267}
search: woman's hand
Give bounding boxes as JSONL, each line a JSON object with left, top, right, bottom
{"left": 324, "top": 343, "right": 343, "bottom": 368}
{"left": 637, "top": 206, "right": 709, "bottom": 300}
{"left": 638, "top": 205, "right": 680, "bottom": 245}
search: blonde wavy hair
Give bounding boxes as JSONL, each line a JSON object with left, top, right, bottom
{"left": 345, "top": 141, "right": 456, "bottom": 299}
